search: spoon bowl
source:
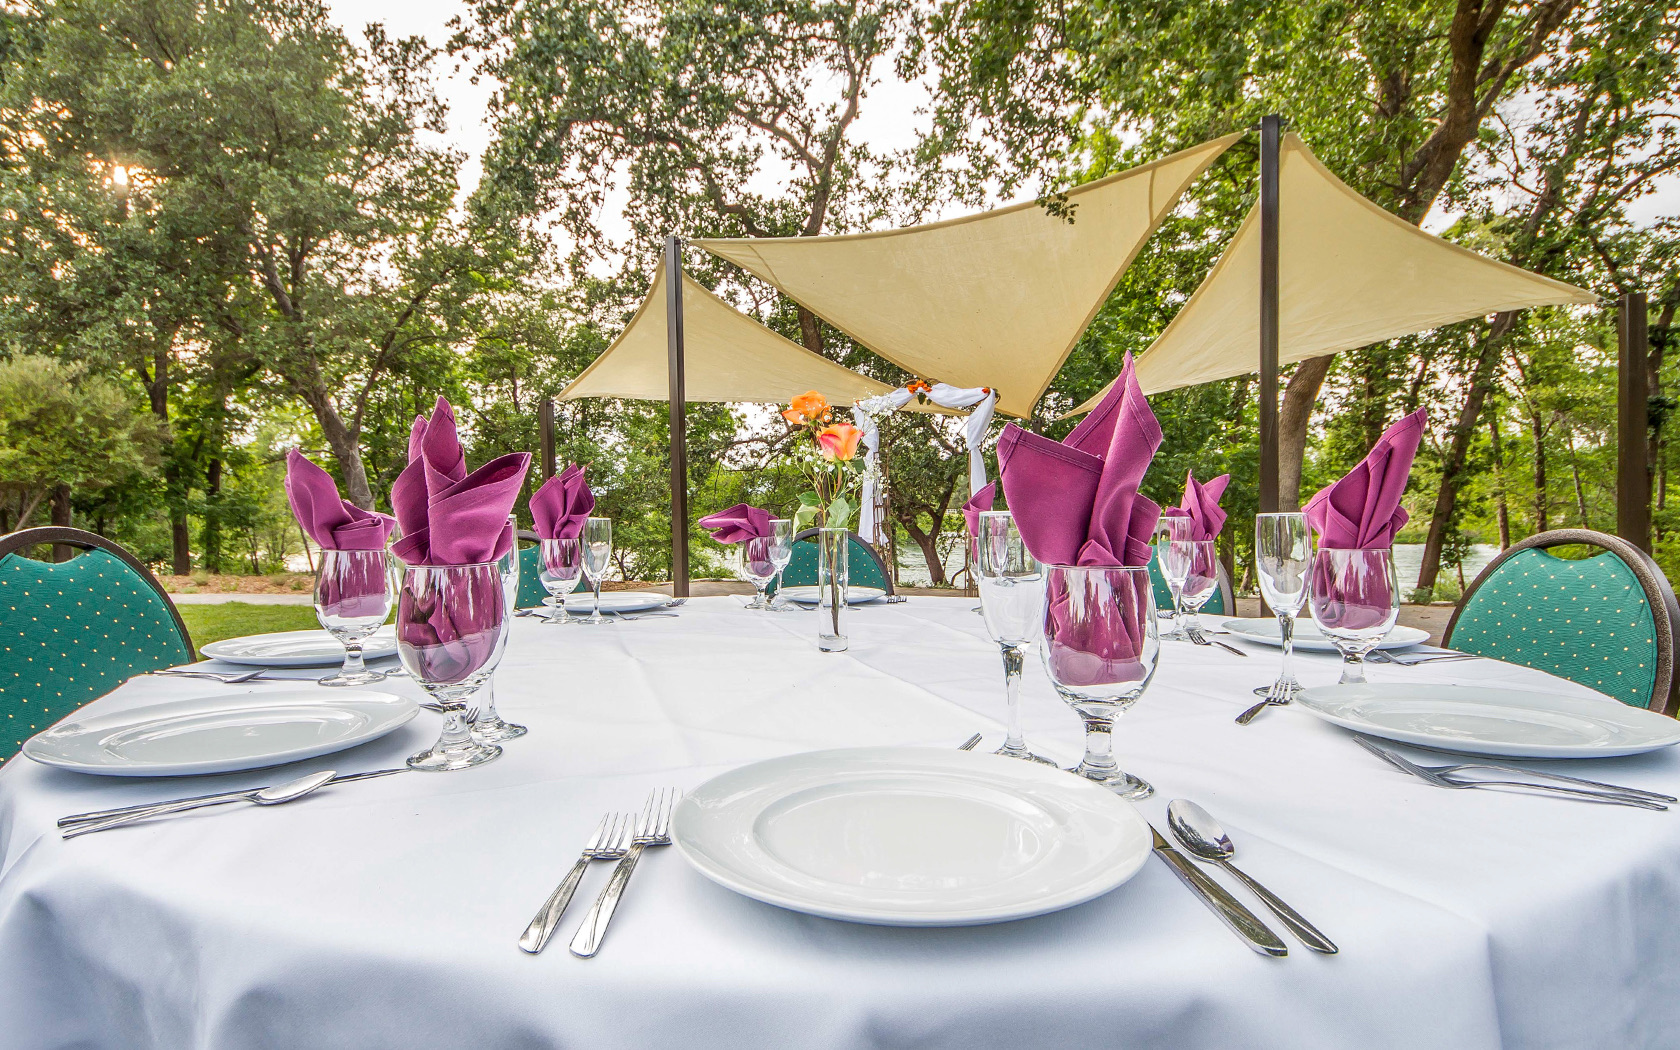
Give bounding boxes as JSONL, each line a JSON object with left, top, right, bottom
{"left": 255, "top": 769, "right": 338, "bottom": 804}
{"left": 64, "top": 770, "right": 339, "bottom": 839}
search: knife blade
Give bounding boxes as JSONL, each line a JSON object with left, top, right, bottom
{"left": 57, "top": 767, "right": 407, "bottom": 829}
{"left": 1151, "top": 825, "right": 1288, "bottom": 956}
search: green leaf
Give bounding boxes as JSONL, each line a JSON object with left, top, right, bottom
{"left": 827, "top": 495, "right": 852, "bottom": 529}
{"left": 793, "top": 504, "right": 818, "bottom": 531}
{"left": 797, "top": 491, "right": 820, "bottom": 506}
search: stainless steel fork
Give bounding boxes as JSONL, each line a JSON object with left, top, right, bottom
{"left": 519, "top": 812, "right": 634, "bottom": 954}
{"left": 569, "top": 787, "right": 679, "bottom": 957}
{"left": 1354, "top": 736, "right": 1667, "bottom": 809}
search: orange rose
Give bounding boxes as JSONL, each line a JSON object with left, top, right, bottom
{"left": 781, "top": 390, "right": 831, "bottom": 425}
{"left": 816, "top": 422, "right": 863, "bottom": 462}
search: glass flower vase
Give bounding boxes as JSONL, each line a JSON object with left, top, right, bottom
{"left": 817, "top": 527, "right": 849, "bottom": 652}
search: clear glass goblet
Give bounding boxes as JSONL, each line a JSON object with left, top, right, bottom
{"left": 396, "top": 560, "right": 508, "bottom": 771}
{"left": 1308, "top": 547, "right": 1400, "bottom": 685}
{"left": 538, "top": 537, "right": 583, "bottom": 623}
{"left": 766, "top": 519, "right": 796, "bottom": 611}
{"left": 474, "top": 523, "right": 529, "bottom": 743}
{"left": 1254, "top": 513, "right": 1312, "bottom": 702}
{"left": 1155, "top": 515, "right": 1196, "bottom": 640}
{"left": 1041, "top": 563, "right": 1159, "bottom": 799}
{"left": 314, "top": 548, "right": 393, "bottom": 687}
{"left": 976, "top": 511, "right": 1052, "bottom": 765}
{"left": 1173, "top": 538, "right": 1219, "bottom": 640}
{"left": 582, "top": 516, "right": 613, "bottom": 625}
{"left": 740, "top": 536, "right": 777, "bottom": 609}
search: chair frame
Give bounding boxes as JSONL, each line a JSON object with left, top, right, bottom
{"left": 0, "top": 526, "right": 195, "bottom": 659}
{"left": 1444, "top": 528, "right": 1680, "bottom": 716}
{"left": 790, "top": 528, "right": 896, "bottom": 595}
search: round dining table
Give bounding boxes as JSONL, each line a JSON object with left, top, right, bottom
{"left": 3, "top": 596, "right": 1679, "bottom": 1050}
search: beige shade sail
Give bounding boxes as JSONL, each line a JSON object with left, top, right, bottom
{"left": 1067, "top": 133, "right": 1596, "bottom": 415}
{"left": 559, "top": 266, "right": 900, "bottom": 407}
{"left": 694, "top": 134, "right": 1244, "bottom": 418}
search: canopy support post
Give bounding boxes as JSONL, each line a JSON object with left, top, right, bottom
{"left": 1619, "top": 291, "right": 1651, "bottom": 553}
{"left": 666, "top": 235, "right": 690, "bottom": 596}
{"left": 538, "top": 398, "right": 556, "bottom": 481}
{"left": 1258, "top": 114, "right": 1281, "bottom": 515}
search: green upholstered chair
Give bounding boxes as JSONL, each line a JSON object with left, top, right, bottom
{"left": 1444, "top": 529, "right": 1680, "bottom": 715}
{"left": 514, "top": 530, "right": 551, "bottom": 609}
{"left": 1146, "top": 547, "right": 1234, "bottom": 618}
{"left": 769, "top": 529, "right": 895, "bottom": 596}
{"left": 0, "top": 527, "right": 195, "bottom": 762}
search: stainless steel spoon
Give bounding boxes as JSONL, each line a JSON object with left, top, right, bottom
{"left": 63, "top": 770, "right": 338, "bottom": 839}
{"left": 1167, "top": 799, "right": 1338, "bottom": 954}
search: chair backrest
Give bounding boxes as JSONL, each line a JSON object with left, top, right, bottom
{"left": 1146, "top": 547, "right": 1233, "bottom": 618}
{"left": 514, "top": 530, "right": 551, "bottom": 608}
{"left": 0, "top": 527, "right": 195, "bottom": 762}
{"left": 770, "top": 530, "right": 895, "bottom": 595}
{"left": 1444, "top": 529, "right": 1680, "bottom": 715}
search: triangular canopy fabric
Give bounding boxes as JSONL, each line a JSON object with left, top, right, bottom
{"left": 694, "top": 134, "right": 1244, "bottom": 418}
{"left": 559, "top": 267, "right": 899, "bottom": 407}
{"left": 1067, "top": 133, "right": 1596, "bottom": 415}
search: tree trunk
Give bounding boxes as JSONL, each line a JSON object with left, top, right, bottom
{"left": 1418, "top": 312, "right": 1518, "bottom": 591}
{"left": 1489, "top": 413, "right": 1511, "bottom": 549}
{"left": 303, "top": 391, "right": 375, "bottom": 509}
{"left": 1566, "top": 430, "right": 1590, "bottom": 528}
{"left": 202, "top": 457, "right": 223, "bottom": 574}
{"left": 901, "top": 520, "right": 947, "bottom": 586}
{"left": 1530, "top": 406, "right": 1549, "bottom": 532}
{"left": 50, "top": 484, "right": 72, "bottom": 562}
{"left": 1277, "top": 355, "right": 1334, "bottom": 510}
{"left": 797, "top": 306, "right": 826, "bottom": 358}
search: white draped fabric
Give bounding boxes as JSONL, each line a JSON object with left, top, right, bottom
{"left": 4, "top": 598, "right": 1680, "bottom": 1049}
{"left": 924, "top": 383, "right": 998, "bottom": 495}
{"left": 853, "top": 386, "right": 918, "bottom": 544}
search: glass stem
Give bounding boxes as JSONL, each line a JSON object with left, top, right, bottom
{"left": 1171, "top": 585, "right": 1184, "bottom": 635}
{"left": 593, "top": 577, "right": 603, "bottom": 620}
{"left": 1080, "top": 713, "right": 1118, "bottom": 775}
{"left": 342, "top": 640, "right": 365, "bottom": 677}
{"left": 438, "top": 706, "right": 474, "bottom": 746}
{"left": 1340, "top": 651, "right": 1367, "bottom": 685}
{"left": 1278, "top": 612, "right": 1295, "bottom": 684}
{"left": 1001, "top": 644, "right": 1025, "bottom": 752}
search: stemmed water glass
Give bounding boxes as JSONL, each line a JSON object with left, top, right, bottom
{"left": 976, "top": 511, "right": 1051, "bottom": 764}
{"left": 766, "top": 519, "right": 796, "bottom": 611}
{"left": 582, "top": 517, "right": 613, "bottom": 625}
{"left": 1309, "top": 547, "right": 1400, "bottom": 685}
{"left": 1251, "top": 513, "right": 1312, "bottom": 704}
{"left": 1155, "top": 515, "right": 1196, "bottom": 640}
{"left": 1041, "top": 563, "right": 1159, "bottom": 799}
{"left": 740, "top": 537, "right": 777, "bottom": 609}
{"left": 537, "top": 537, "right": 583, "bottom": 623}
{"left": 1173, "top": 537, "right": 1220, "bottom": 641}
{"left": 314, "top": 548, "right": 393, "bottom": 687}
{"left": 474, "top": 521, "right": 528, "bottom": 744}
{"left": 396, "top": 560, "right": 508, "bottom": 771}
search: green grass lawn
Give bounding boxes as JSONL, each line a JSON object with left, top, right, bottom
{"left": 179, "top": 603, "right": 322, "bottom": 649}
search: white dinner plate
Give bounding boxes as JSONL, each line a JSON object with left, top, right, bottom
{"left": 672, "top": 747, "right": 1152, "bottom": 926}
{"left": 200, "top": 626, "right": 398, "bottom": 668}
{"left": 779, "top": 585, "right": 887, "bottom": 606}
{"left": 1296, "top": 683, "right": 1680, "bottom": 759}
{"left": 1221, "top": 617, "right": 1430, "bottom": 652}
{"left": 566, "top": 590, "right": 672, "bottom": 614}
{"left": 22, "top": 690, "right": 418, "bottom": 776}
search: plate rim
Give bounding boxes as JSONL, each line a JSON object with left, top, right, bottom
{"left": 1220, "top": 617, "right": 1429, "bottom": 652}
{"left": 200, "top": 626, "right": 399, "bottom": 667}
{"left": 780, "top": 585, "right": 888, "bottom": 606}
{"left": 21, "top": 689, "right": 418, "bottom": 776}
{"left": 671, "top": 746, "right": 1151, "bottom": 926}
{"left": 1296, "top": 682, "right": 1680, "bottom": 758}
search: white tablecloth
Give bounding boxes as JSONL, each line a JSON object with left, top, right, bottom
{"left": 4, "top": 597, "right": 1680, "bottom": 1050}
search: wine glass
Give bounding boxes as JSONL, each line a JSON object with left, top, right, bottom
{"left": 766, "top": 519, "right": 796, "bottom": 611}
{"left": 1309, "top": 547, "right": 1400, "bottom": 685}
{"left": 582, "top": 516, "right": 613, "bottom": 625}
{"left": 396, "top": 560, "right": 508, "bottom": 771}
{"left": 1173, "top": 538, "right": 1219, "bottom": 641}
{"left": 1253, "top": 513, "right": 1312, "bottom": 703}
{"left": 1155, "top": 515, "right": 1196, "bottom": 640}
{"left": 474, "top": 521, "right": 528, "bottom": 744}
{"left": 314, "top": 548, "right": 393, "bottom": 687}
{"left": 976, "top": 511, "right": 1051, "bottom": 764}
{"left": 740, "top": 537, "right": 777, "bottom": 609}
{"left": 538, "top": 537, "right": 583, "bottom": 623}
{"left": 1041, "top": 564, "right": 1159, "bottom": 799}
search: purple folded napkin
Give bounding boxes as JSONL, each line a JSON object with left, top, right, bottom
{"left": 284, "top": 450, "right": 395, "bottom": 551}
{"left": 962, "top": 481, "right": 996, "bottom": 536}
{"left": 699, "top": 503, "right": 774, "bottom": 544}
{"left": 390, "top": 396, "right": 531, "bottom": 566}
{"left": 1044, "top": 568, "right": 1155, "bottom": 687}
{"left": 396, "top": 562, "right": 505, "bottom": 684}
{"left": 1304, "top": 409, "right": 1425, "bottom": 550}
{"left": 998, "top": 352, "right": 1163, "bottom": 568}
{"left": 531, "top": 464, "right": 594, "bottom": 540}
{"left": 1174, "top": 471, "right": 1230, "bottom": 541}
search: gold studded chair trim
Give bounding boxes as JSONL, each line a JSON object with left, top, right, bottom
{"left": 1444, "top": 529, "right": 1680, "bottom": 716}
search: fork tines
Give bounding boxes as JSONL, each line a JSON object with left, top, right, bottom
{"left": 636, "top": 787, "right": 680, "bottom": 843}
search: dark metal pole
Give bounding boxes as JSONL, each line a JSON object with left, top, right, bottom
{"left": 1258, "top": 114, "right": 1281, "bottom": 514}
{"left": 666, "top": 235, "right": 690, "bottom": 596}
{"left": 538, "top": 398, "right": 556, "bottom": 481}
{"left": 1619, "top": 291, "right": 1651, "bottom": 552}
